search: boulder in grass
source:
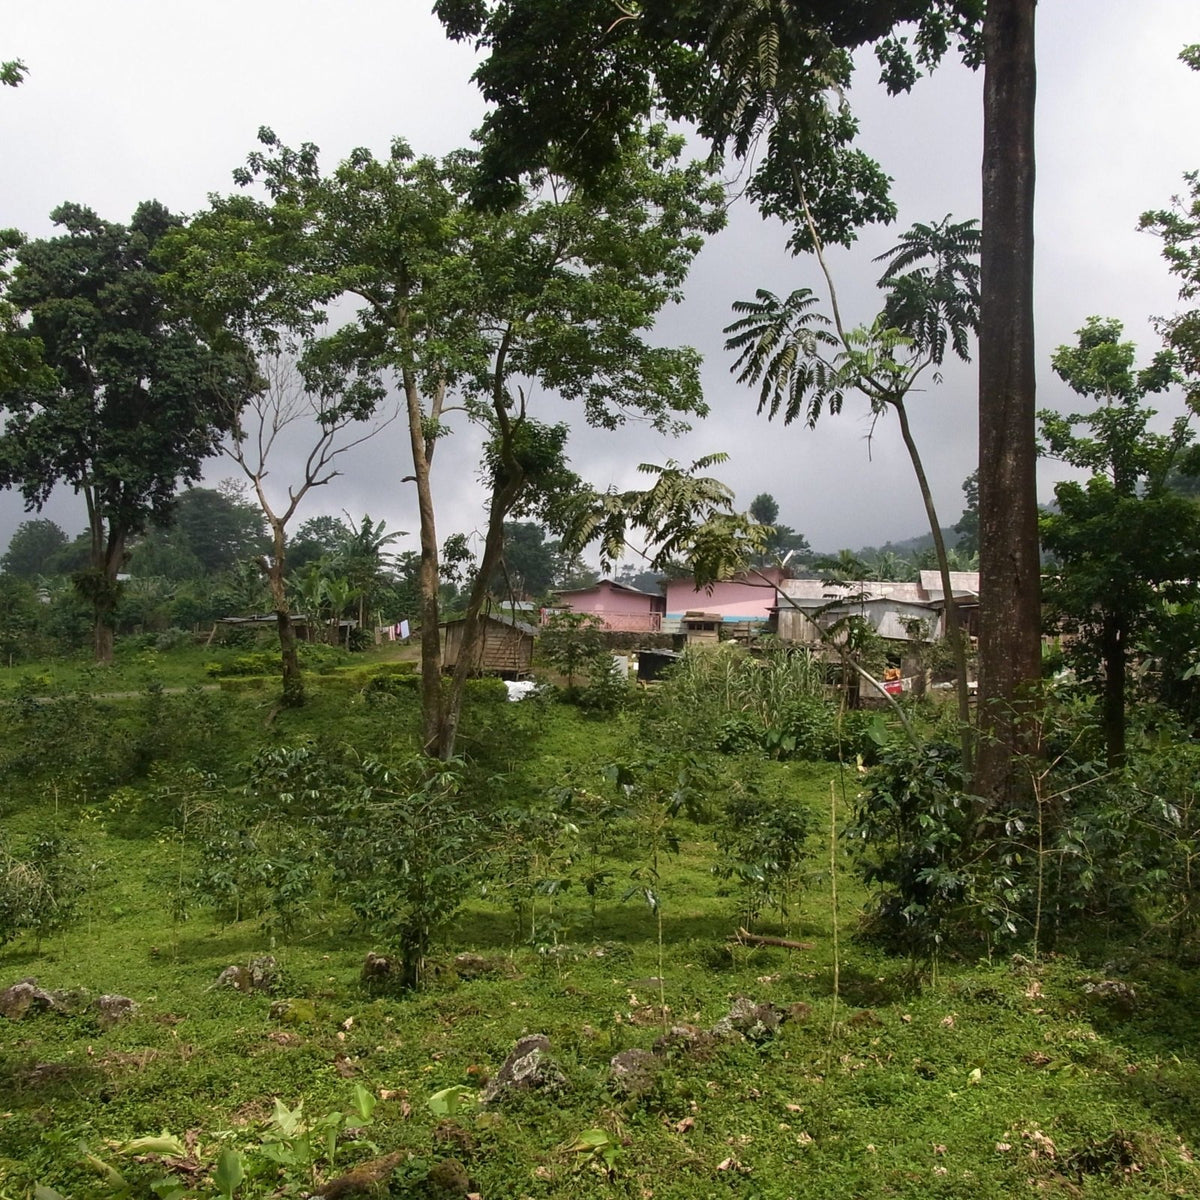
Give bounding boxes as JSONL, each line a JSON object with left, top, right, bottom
{"left": 361, "top": 952, "right": 394, "bottom": 983}
{"left": 211, "top": 955, "right": 283, "bottom": 995}
{"left": 316, "top": 1151, "right": 406, "bottom": 1199}
{"left": 653, "top": 1023, "right": 717, "bottom": 1059}
{"left": 452, "top": 953, "right": 515, "bottom": 981}
{"left": 93, "top": 994, "right": 138, "bottom": 1029}
{"left": 0, "top": 978, "right": 58, "bottom": 1021}
{"left": 269, "top": 997, "right": 317, "bottom": 1025}
{"left": 711, "top": 996, "right": 789, "bottom": 1042}
{"left": 608, "top": 1048, "right": 658, "bottom": 1099}
{"left": 1082, "top": 979, "right": 1138, "bottom": 1016}
{"left": 482, "top": 1034, "right": 569, "bottom": 1103}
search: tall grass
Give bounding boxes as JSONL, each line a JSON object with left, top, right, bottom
{"left": 660, "top": 642, "right": 825, "bottom": 727}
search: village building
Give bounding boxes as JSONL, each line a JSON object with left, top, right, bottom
{"left": 662, "top": 566, "right": 787, "bottom": 634}
{"left": 543, "top": 579, "right": 665, "bottom": 633}
{"left": 441, "top": 612, "right": 536, "bottom": 677}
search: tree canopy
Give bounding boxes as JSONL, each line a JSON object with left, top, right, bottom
{"left": 1040, "top": 317, "right": 1200, "bottom": 767}
{"left": 162, "top": 124, "right": 722, "bottom": 752}
{"left": 0, "top": 202, "right": 257, "bottom": 660}
{"left": 436, "top": 1, "right": 981, "bottom": 246}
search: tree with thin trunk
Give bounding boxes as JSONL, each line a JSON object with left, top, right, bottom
{"left": 725, "top": 214, "right": 979, "bottom": 772}
{"left": 1039, "top": 317, "right": 1200, "bottom": 769}
{"left": 163, "top": 126, "right": 722, "bottom": 759}
{"left": 221, "top": 356, "right": 394, "bottom": 706}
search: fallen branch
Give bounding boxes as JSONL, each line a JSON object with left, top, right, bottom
{"left": 731, "top": 928, "right": 815, "bottom": 951}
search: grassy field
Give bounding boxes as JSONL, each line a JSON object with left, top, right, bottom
{"left": 1, "top": 657, "right": 1198, "bottom": 1199}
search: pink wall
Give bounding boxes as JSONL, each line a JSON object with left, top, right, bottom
{"left": 551, "top": 581, "right": 663, "bottom": 633}
{"left": 665, "top": 573, "right": 780, "bottom": 620}
{"left": 562, "top": 581, "right": 659, "bottom": 616}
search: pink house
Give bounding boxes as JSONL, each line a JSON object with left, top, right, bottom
{"left": 545, "top": 579, "right": 665, "bottom": 633}
{"left": 664, "top": 567, "right": 787, "bottom": 626}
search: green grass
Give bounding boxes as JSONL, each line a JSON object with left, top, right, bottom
{"left": 0, "top": 664, "right": 1198, "bottom": 1199}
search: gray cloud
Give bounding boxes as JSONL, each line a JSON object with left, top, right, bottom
{"left": 3, "top": 1, "right": 1197, "bottom": 564}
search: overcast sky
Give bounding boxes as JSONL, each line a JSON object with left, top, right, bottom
{"left": 3, "top": 2, "right": 1198, "bottom": 565}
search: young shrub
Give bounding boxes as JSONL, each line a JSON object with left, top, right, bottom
{"left": 326, "top": 757, "right": 486, "bottom": 990}
{"left": 715, "top": 780, "right": 817, "bottom": 932}
{"left": 846, "top": 740, "right": 981, "bottom": 970}
{"left": 0, "top": 828, "right": 84, "bottom": 947}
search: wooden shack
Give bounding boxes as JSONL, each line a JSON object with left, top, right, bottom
{"left": 680, "top": 611, "right": 723, "bottom": 647}
{"left": 441, "top": 613, "right": 536, "bottom": 678}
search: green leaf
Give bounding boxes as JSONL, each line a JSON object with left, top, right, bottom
{"left": 114, "top": 1133, "right": 187, "bottom": 1158}
{"left": 567, "top": 1128, "right": 615, "bottom": 1152}
{"left": 426, "top": 1085, "right": 477, "bottom": 1117}
{"left": 213, "top": 1145, "right": 244, "bottom": 1200}
{"left": 270, "top": 1097, "right": 304, "bottom": 1139}
{"left": 351, "top": 1082, "right": 377, "bottom": 1123}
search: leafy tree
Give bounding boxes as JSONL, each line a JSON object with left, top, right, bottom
{"left": 0, "top": 234, "right": 51, "bottom": 397}
{"left": 614, "top": 564, "right": 664, "bottom": 595}
{"left": 334, "top": 514, "right": 406, "bottom": 633}
{"left": 0, "top": 60, "right": 26, "bottom": 88}
{"left": 0, "top": 575, "right": 40, "bottom": 664}
{"left": 489, "top": 521, "right": 556, "bottom": 600}
{"left": 1039, "top": 317, "right": 1200, "bottom": 767}
{"left": 164, "top": 126, "right": 721, "bottom": 757}
{"left": 290, "top": 515, "right": 353, "bottom": 572}
{"left": 539, "top": 611, "right": 609, "bottom": 691}
{"left": 436, "top": 1, "right": 979, "bottom": 239}
{"left": 953, "top": 469, "right": 979, "bottom": 554}
{"left": 43, "top": 530, "right": 92, "bottom": 577}
{"left": 0, "top": 202, "right": 255, "bottom": 662}
{"left": 865, "top": 549, "right": 917, "bottom": 582}
{"left": 127, "top": 483, "right": 268, "bottom": 580}
{"left": 441, "top": 0, "right": 1043, "bottom": 808}
{"left": 1140, "top": 45, "right": 1200, "bottom": 410}
{"left": 746, "top": 491, "right": 810, "bottom": 566}
{"left": 725, "top": 215, "right": 979, "bottom": 768}
{"left": 1, "top": 518, "right": 68, "bottom": 579}
{"left": 749, "top": 493, "right": 779, "bottom": 527}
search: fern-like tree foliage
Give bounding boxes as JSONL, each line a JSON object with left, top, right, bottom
{"left": 725, "top": 216, "right": 980, "bottom": 769}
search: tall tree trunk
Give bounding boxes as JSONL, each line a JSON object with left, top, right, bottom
{"left": 1101, "top": 612, "right": 1126, "bottom": 770}
{"left": 404, "top": 368, "right": 446, "bottom": 755}
{"left": 974, "top": 0, "right": 1041, "bottom": 806}
{"left": 439, "top": 474, "right": 524, "bottom": 760}
{"left": 88, "top": 518, "right": 123, "bottom": 665}
{"left": 266, "top": 522, "right": 304, "bottom": 707}
{"left": 894, "top": 398, "right": 973, "bottom": 773}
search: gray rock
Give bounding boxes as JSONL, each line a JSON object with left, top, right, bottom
{"left": 1082, "top": 979, "right": 1137, "bottom": 1013}
{"left": 0, "top": 978, "right": 57, "bottom": 1021}
{"left": 608, "top": 1048, "right": 658, "bottom": 1098}
{"left": 361, "top": 951, "right": 394, "bottom": 982}
{"left": 92, "top": 994, "right": 139, "bottom": 1029}
{"left": 482, "top": 1034, "right": 569, "bottom": 1103}
{"left": 211, "top": 955, "right": 282, "bottom": 994}
{"left": 653, "top": 1023, "right": 717, "bottom": 1057}
{"left": 269, "top": 997, "right": 317, "bottom": 1025}
{"left": 452, "top": 952, "right": 512, "bottom": 980}
{"left": 711, "top": 995, "right": 788, "bottom": 1042}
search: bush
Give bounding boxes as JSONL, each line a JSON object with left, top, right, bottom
{"left": 0, "top": 829, "right": 84, "bottom": 946}
{"left": 847, "top": 740, "right": 983, "bottom": 965}
{"left": 462, "top": 675, "right": 508, "bottom": 703}
{"left": 715, "top": 779, "right": 817, "bottom": 929}
{"left": 326, "top": 757, "right": 487, "bottom": 989}
{"left": 206, "top": 651, "right": 278, "bottom": 678}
